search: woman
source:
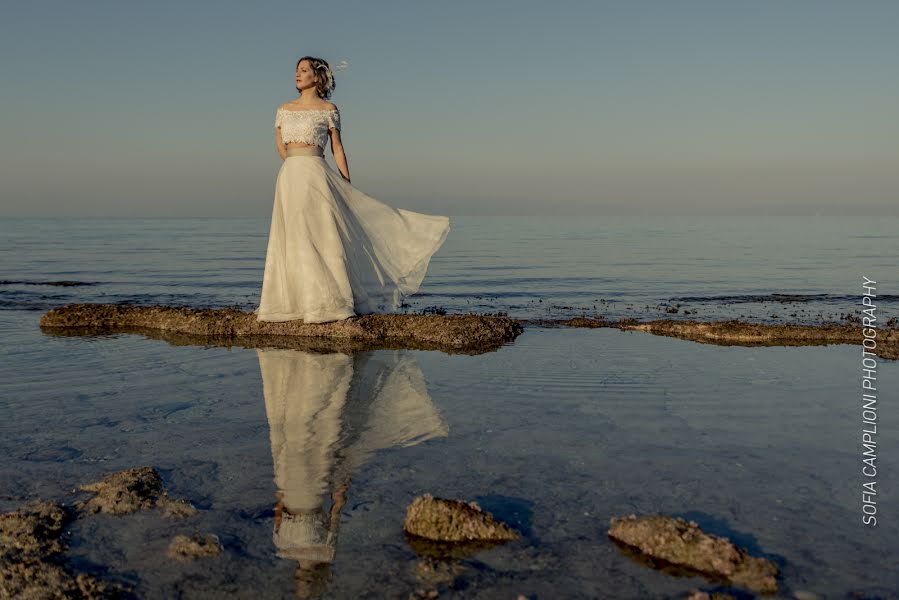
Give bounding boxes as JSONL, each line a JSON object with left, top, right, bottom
{"left": 256, "top": 56, "right": 451, "bottom": 324}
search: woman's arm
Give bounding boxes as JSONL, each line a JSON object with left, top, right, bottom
{"left": 275, "top": 126, "right": 286, "bottom": 161}
{"left": 329, "top": 128, "right": 351, "bottom": 183}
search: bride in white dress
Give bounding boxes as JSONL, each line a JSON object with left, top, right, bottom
{"left": 256, "top": 56, "right": 451, "bottom": 324}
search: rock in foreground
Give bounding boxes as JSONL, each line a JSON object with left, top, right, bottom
{"left": 167, "top": 533, "right": 223, "bottom": 562}
{"left": 550, "top": 316, "right": 899, "bottom": 360}
{"left": 40, "top": 303, "right": 523, "bottom": 353}
{"left": 684, "top": 592, "right": 737, "bottom": 600}
{"left": 78, "top": 466, "right": 198, "bottom": 518}
{"left": 0, "top": 500, "right": 71, "bottom": 558}
{"left": 608, "top": 514, "right": 778, "bottom": 594}
{"left": 0, "top": 501, "right": 121, "bottom": 599}
{"left": 404, "top": 494, "right": 519, "bottom": 543}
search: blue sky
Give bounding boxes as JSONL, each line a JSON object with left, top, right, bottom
{"left": 1, "top": 0, "right": 896, "bottom": 217}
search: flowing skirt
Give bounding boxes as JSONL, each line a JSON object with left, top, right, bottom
{"left": 256, "top": 147, "right": 450, "bottom": 323}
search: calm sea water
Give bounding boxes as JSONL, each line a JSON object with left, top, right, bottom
{"left": 2, "top": 215, "right": 897, "bottom": 323}
{"left": 1, "top": 216, "right": 897, "bottom": 598}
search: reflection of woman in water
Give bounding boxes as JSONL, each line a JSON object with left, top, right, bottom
{"left": 256, "top": 348, "right": 448, "bottom": 597}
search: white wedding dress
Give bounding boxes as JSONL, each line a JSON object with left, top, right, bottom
{"left": 255, "top": 106, "right": 451, "bottom": 324}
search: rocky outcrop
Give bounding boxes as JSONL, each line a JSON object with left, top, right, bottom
{"left": 1, "top": 501, "right": 72, "bottom": 559}
{"left": 39, "top": 303, "right": 523, "bottom": 353}
{"left": 77, "top": 467, "right": 197, "bottom": 518}
{"left": 684, "top": 592, "right": 737, "bottom": 600}
{"left": 167, "top": 533, "right": 223, "bottom": 562}
{"left": 0, "top": 467, "right": 204, "bottom": 597}
{"left": 608, "top": 514, "right": 778, "bottom": 594}
{"left": 0, "top": 501, "right": 122, "bottom": 598}
{"left": 404, "top": 494, "right": 519, "bottom": 543}
{"left": 542, "top": 316, "right": 899, "bottom": 360}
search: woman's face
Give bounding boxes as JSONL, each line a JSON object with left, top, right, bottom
{"left": 295, "top": 60, "right": 316, "bottom": 92}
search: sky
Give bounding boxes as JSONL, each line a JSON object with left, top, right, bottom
{"left": 1, "top": 0, "right": 897, "bottom": 217}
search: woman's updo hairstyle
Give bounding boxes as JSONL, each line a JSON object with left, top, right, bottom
{"left": 296, "top": 56, "right": 336, "bottom": 99}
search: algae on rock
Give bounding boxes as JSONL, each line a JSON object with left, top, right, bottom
{"left": 77, "top": 466, "right": 197, "bottom": 518}
{"left": 608, "top": 514, "right": 778, "bottom": 594}
{"left": 404, "top": 494, "right": 519, "bottom": 543}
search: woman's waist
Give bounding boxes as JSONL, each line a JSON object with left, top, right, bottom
{"left": 285, "top": 141, "right": 323, "bottom": 148}
{"left": 285, "top": 145, "right": 325, "bottom": 158}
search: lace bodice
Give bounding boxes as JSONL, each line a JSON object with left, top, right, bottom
{"left": 275, "top": 106, "right": 340, "bottom": 148}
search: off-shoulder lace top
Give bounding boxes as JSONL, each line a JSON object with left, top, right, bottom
{"left": 275, "top": 106, "right": 341, "bottom": 148}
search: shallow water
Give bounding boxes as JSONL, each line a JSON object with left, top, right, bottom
{"left": 1, "top": 305, "right": 897, "bottom": 598}
{"left": 2, "top": 216, "right": 897, "bottom": 597}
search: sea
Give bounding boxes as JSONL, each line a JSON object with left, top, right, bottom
{"left": 1, "top": 215, "right": 897, "bottom": 599}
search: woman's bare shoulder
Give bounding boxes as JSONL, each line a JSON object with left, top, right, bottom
{"left": 279, "top": 100, "right": 338, "bottom": 111}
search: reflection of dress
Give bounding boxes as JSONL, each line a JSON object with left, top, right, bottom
{"left": 255, "top": 107, "right": 451, "bottom": 324}
{"left": 256, "top": 348, "right": 448, "bottom": 562}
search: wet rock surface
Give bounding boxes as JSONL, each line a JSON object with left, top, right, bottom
{"left": 0, "top": 501, "right": 123, "bottom": 599}
{"left": 538, "top": 316, "right": 899, "bottom": 360}
{"left": 608, "top": 514, "right": 779, "bottom": 594}
{"left": 0, "top": 500, "right": 71, "bottom": 558}
{"left": 404, "top": 494, "right": 520, "bottom": 544}
{"left": 76, "top": 467, "right": 198, "bottom": 518}
{"left": 0, "top": 467, "right": 206, "bottom": 598}
{"left": 167, "top": 533, "right": 223, "bottom": 562}
{"left": 0, "top": 561, "right": 119, "bottom": 600}
{"left": 684, "top": 591, "right": 737, "bottom": 600}
{"left": 76, "top": 467, "right": 197, "bottom": 518}
{"left": 41, "top": 302, "right": 897, "bottom": 359}
{"left": 158, "top": 496, "right": 200, "bottom": 519}
{"left": 411, "top": 557, "right": 468, "bottom": 587}
{"left": 39, "top": 303, "right": 524, "bottom": 353}
{"left": 404, "top": 534, "right": 507, "bottom": 561}
{"left": 78, "top": 467, "right": 163, "bottom": 515}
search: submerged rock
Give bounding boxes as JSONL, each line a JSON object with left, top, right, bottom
{"left": 545, "top": 316, "right": 899, "bottom": 360}
{"left": 403, "top": 494, "right": 519, "bottom": 543}
{"left": 608, "top": 514, "right": 778, "bottom": 594}
{"left": 167, "top": 533, "right": 223, "bottom": 562}
{"left": 158, "top": 496, "right": 200, "bottom": 519}
{"left": 405, "top": 534, "right": 507, "bottom": 561}
{"left": 0, "top": 560, "right": 118, "bottom": 599}
{"left": 79, "top": 467, "right": 162, "bottom": 515}
{"left": 78, "top": 467, "right": 196, "bottom": 518}
{"left": 0, "top": 500, "right": 72, "bottom": 559}
{"left": 412, "top": 557, "right": 468, "bottom": 586}
{"left": 0, "top": 501, "right": 123, "bottom": 599}
{"left": 684, "top": 592, "right": 737, "bottom": 600}
{"left": 39, "top": 303, "right": 524, "bottom": 353}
